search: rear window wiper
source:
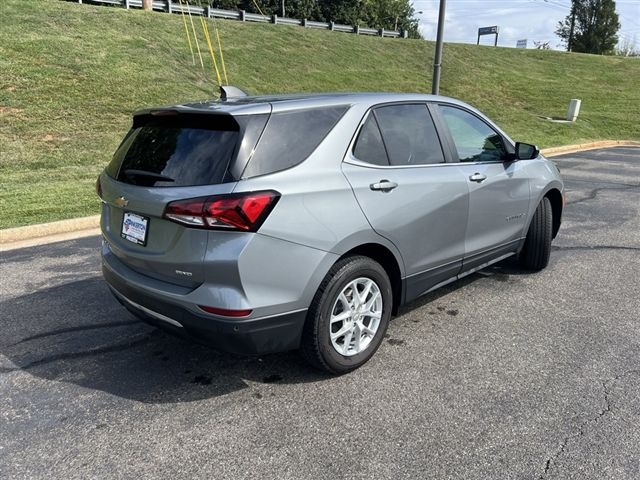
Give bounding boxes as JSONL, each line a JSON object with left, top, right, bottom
{"left": 123, "top": 169, "right": 175, "bottom": 183}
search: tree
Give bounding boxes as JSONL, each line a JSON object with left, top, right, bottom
{"left": 615, "top": 36, "right": 640, "bottom": 57}
{"left": 555, "top": 0, "right": 621, "bottom": 54}
{"left": 533, "top": 41, "right": 551, "bottom": 50}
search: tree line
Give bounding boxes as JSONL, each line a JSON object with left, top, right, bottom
{"left": 185, "top": 0, "right": 420, "bottom": 38}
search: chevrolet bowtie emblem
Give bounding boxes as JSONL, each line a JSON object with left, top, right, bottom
{"left": 115, "top": 196, "right": 129, "bottom": 208}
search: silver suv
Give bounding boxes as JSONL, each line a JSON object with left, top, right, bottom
{"left": 98, "top": 90, "right": 564, "bottom": 373}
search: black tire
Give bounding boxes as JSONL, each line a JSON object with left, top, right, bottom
{"left": 300, "top": 255, "right": 393, "bottom": 374}
{"left": 519, "top": 196, "right": 553, "bottom": 271}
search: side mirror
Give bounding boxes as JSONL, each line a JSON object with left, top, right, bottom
{"left": 515, "top": 142, "right": 539, "bottom": 160}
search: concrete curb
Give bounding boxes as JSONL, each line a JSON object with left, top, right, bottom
{"left": 542, "top": 140, "right": 640, "bottom": 157}
{"left": 0, "top": 215, "right": 101, "bottom": 247}
{"left": 1, "top": 141, "right": 639, "bottom": 250}
{"left": 0, "top": 228, "right": 102, "bottom": 252}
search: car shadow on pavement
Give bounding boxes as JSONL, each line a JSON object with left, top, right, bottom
{"left": 0, "top": 277, "right": 331, "bottom": 403}
{"left": 398, "top": 256, "right": 531, "bottom": 314}
{"left": 0, "top": 256, "right": 531, "bottom": 403}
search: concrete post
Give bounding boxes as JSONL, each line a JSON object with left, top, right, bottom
{"left": 240, "top": 10, "right": 246, "bottom": 21}
{"left": 124, "top": 0, "right": 130, "bottom": 9}
{"left": 166, "top": 0, "right": 172, "bottom": 13}
{"left": 329, "top": 21, "right": 335, "bottom": 31}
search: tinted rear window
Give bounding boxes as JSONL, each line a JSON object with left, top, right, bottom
{"left": 353, "top": 114, "right": 389, "bottom": 166}
{"left": 106, "top": 114, "right": 239, "bottom": 187}
{"left": 242, "top": 106, "right": 348, "bottom": 178}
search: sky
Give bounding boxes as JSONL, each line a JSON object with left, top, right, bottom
{"left": 411, "top": 0, "right": 640, "bottom": 50}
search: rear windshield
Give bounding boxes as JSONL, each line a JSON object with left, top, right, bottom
{"left": 106, "top": 114, "right": 239, "bottom": 187}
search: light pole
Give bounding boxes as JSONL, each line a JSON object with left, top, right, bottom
{"left": 432, "top": 0, "right": 446, "bottom": 95}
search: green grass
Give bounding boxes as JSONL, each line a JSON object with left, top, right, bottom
{"left": 1, "top": 0, "right": 639, "bottom": 229}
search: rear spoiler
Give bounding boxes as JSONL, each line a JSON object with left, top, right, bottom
{"left": 131, "top": 110, "right": 238, "bottom": 130}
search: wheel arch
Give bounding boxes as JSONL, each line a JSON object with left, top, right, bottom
{"left": 544, "top": 188, "right": 563, "bottom": 239}
{"left": 337, "top": 243, "right": 403, "bottom": 315}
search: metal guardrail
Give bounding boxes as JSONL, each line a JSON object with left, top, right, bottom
{"left": 71, "top": 0, "right": 408, "bottom": 38}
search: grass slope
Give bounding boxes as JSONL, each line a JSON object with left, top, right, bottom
{"left": 1, "top": 0, "right": 639, "bottom": 228}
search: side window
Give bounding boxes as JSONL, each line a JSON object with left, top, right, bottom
{"left": 353, "top": 114, "right": 389, "bottom": 166}
{"left": 439, "top": 105, "right": 507, "bottom": 163}
{"left": 242, "top": 106, "right": 348, "bottom": 178}
{"left": 374, "top": 104, "right": 445, "bottom": 166}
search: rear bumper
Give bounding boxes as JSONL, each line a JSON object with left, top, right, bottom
{"left": 103, "top": 263, "right": 307, "bottom": 355}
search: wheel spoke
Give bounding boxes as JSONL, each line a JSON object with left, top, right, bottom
{"left": 338, "top": 292, "right": 352, "bottom": 310}
{"left": 330, "top": 323, "right": 352, "bottom": 340}
{"left": 364, "top": 290, "right": 380, "bottom": 312}
{"left": 348, "top": 281, "right": 361, "bottom": 307}
{"left": 359, "top": 279, "right": 374, "bottom": 305}
{"left": 353, "top": 323, "right": 362, "bottom": 352}
{"left": 365, "top": 310, "right": 382, "bottom": 321}
{"left": 358, "top": 321, "right": 376, "bottom": 337}
{"left": 342, "top": 329, "right": 354, "bottom": 355}
{"left": 330, "top": 310, "right": 351, "bottom": 324}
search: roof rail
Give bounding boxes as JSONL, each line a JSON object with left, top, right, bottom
{"left": 219, "top": 86, "right": 249, "bottom": 101}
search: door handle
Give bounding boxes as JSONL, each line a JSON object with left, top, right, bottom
{"left": 469, "top": 172, "right": 487, "bottom": 183}
{"left": 370, "top": 180, "right": 398, "bottom": 192}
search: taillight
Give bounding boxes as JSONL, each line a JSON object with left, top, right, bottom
{"left": 164, "top": 190, "right": 280, "bottom": 231}
{"left": 96, "top": 176, "right": 103, "bottom": 199}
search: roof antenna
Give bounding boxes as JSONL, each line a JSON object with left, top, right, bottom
{"left": 219, "top": 86, "right": 248, "bottom": 101}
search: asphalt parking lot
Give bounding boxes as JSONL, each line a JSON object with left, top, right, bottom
{"left": 1, "top": 147, "right": 638, "bottom": 479}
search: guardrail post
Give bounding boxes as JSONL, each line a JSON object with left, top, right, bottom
{"left": 123, "top": 0, "right": 130, "bottom": 9}
{"left": 240, "top": 10, "right": 246, "bottom": 21}
{"left": 272, "top": 14, "right": 278, "bottom": 24}
{"left": 204, "top": 6, "right": 210, "bottom": 17}
{"left": 166, "top": 0, "right": 172, "bottom": 13}
{"left": 329, "top": 21, "right": 335, "bottom": 31}
{"left": 402, "top": 29, "right": 408, "bottom": 39}
{"left": 354, "top": 25, "right": 359, "bottom": 35}
{"left": 379, "top": 28, "right": 384, "bottom": 37}
{"left": 78, "top": 0, "right": 82, "bottom": 4}
{"left": 302, "top": 18, "right": 307, "bottom": 27}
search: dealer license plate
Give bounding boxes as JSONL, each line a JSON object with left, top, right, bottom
{"left": 121, "top": 212, "right": 149, "bottom": 246}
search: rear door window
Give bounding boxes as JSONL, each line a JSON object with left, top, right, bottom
{"left": 107, "top": 114, "right": 239, "bottom": 187}
{"left": 374, "top": 104, "right": 445, "bottom": 166}
{"left": 242, "top": 106, "right": 348, "bottom": 178}
{"left": 353, "top": 114, "right": 389, "bottom": 166}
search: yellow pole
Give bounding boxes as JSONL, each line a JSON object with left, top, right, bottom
{"left": 178, "top": 0, "right": 195, "bottom": 66}
{"left": 252, "top": 0, "right": 266, "bottom": 17}
{"left": 186, "top": 2, "right": 204, "bottom": 70}
{"left": 200, "top": 16, "right": 222, "bottom": 86}
{"left": 213, "top": 18, "right": 229, "bottom": 84}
